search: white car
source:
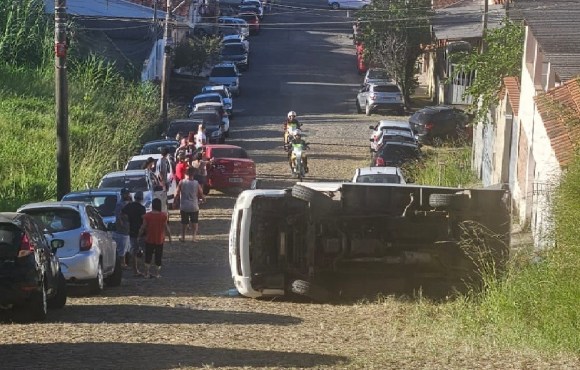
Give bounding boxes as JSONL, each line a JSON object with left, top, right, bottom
{"left": 124, "top": 154, "right": 176, "bottom": 205}
{"left": 18, "top": 201, "right": 121, "bottom": 294}
{"left": 98, "top": 170, "right": 168, "bottom": 212}
{"left": 191, "top": 92, "right": 224, "bottom": 110}
{"left": 201, "top": 85, "right": 234, "bottom": 117}
{"left": 369, "top": 120, "right": 417, "bottom": 152}
{"left": 193, "top": 102, "right": 231, "bottom": 134}
{"left": 222, "top": 34, "right": 249, "bottom": 53}
{"left": 370, "top": 128, "right": 419, "bottom": 153}
{"left": 328, "top": 0, "right": 371, "bottom": 10}
{"left": 352, "top": 166, "right": 406, "bottom": 184}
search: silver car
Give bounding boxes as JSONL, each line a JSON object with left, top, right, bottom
{"left": 202, "top": 84, "right": 234, "bottom": 117}
{"left": 356, "top": 83, "right": 405, "bottom": 116}
{"left": 208, "top": 63, "right": 241, "bottom": 96}
{"left": 18, "top": 201, "right": 121, "bottom": 294}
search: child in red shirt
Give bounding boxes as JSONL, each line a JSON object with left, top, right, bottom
{"left": 139, "top": 198, "right": 172, "bottom": 278}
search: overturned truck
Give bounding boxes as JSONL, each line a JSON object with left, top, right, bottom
{"left": 229, "top": 183, "right": 510, "bottom": 301}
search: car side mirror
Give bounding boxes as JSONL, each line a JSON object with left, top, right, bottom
{"left": 153, "top": 185, "right": 164, "bottom": 192}
{"left": 50, "top": 239, "right": 65, "bottom": 250}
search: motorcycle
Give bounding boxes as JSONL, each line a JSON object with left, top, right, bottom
{"left": 289, "top": 142, "right": 308, "bottom": 181}
{"left": 284, "top": 126, "right": 302, "bottom": 151}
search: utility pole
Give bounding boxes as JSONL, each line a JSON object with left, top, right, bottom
{"left": 55, "top": 0, "right": 70, "bottom": 199}
{"left": 480, "top": 0, "right": 489, "bottom": 53}
{"left": 160, "top": 0, "right": 173, "bottom": 127}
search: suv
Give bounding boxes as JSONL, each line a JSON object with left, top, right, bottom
{"left": 409, "top": 105, "right": 471, "bottom": 144}
{"left": 208, "top": 63, "right": 241, "bottom": 96}
{"left": 0, "top": 212, "right": 67, "bottom": 322}
{"left": 356, "top": 83, "right": 405, "bottom": 116}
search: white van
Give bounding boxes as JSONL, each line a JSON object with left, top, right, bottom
{"left": 228, "top": 182, "right": 511, "bottom": 301}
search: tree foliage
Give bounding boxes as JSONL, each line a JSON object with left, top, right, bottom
{"left": 357, "top": 0, "right": 432, "bottom": 102}
{"left": 174, "top": 36, "right": 222, "bottom": 76}
{"left": 453, "top": 19, "right": 525, "bottom": 123}
{"left": 0, "top": 0, "right": 50, "bottom": 67}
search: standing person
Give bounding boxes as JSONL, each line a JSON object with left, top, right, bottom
{"left": 195, "top": 124, "right": 207, "bottom": 148}
{"left": 173, "top": 167, "right": 205, "bottom": 242}
{"left": 156, "top": 147, "right": 172, "bottom": 191}
{"left": 138, "top": 198, "right": 171, "bottom": 279}
{"left": 112, "top": 188, "right": 132, "bottom": 268}
{"left": 143, "top": 156, "right": 156, "bottom": 173}
{"left": 123, "top": 191, "right": 147, "bottom": 277}
{"left": 191, "top": 151, "right": 208, "bottom": 189}
{"left": 175, "top": 153, "right": 189, "bottom": 185}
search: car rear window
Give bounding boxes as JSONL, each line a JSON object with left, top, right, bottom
{"left": 193, "top": 95, "right": 221, "bottom": 105}
{"left": 211, "top": 148, "right": 248, "bottom": 159}
{"left": 190, "top": 112, "right": 220, "bottom": 125}
{"left": 62, "top": 195, "right": 118, "bottom": 217}
{"left": 368, "top": 70, "right": 390, "bottom": 79}
{"left": 100, "top": 176, "right": 148, "bottom": 192}
{"left": 378, "top": 145, "right": 420, "bottom": 160}
{"left": 0, "top": 223, "right": 21, "bottom": 258}
{"left": 356, "top": 174, "right": 401, "bottom": 184}
{"left": 373, "top": 85, "right": 401, "bottom": 93}
{"left": 210, "top": 67, "right": 236, "bottom": 77}
{"left": 23, "top": 209, "right": 81, "bottom": 233}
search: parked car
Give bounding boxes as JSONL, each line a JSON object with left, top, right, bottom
{"left": 218, "top": 16, "right": 250, "bottom": 38}
{"left": 237, "top": 12, "right": 260, "bottom": 35}
{"left": 409, "top": 105, "right": 471, "bottom": 145}
{"left": 371, "top": 128, "right": 419, "bottom": 153}
{"left": 193, "top": 144, "right": 256, "bottom": 194}
{"left": 98, "top": 170, "right": 167, "bottom": 211}
{"left": 62, "top": 188, "right": 123, "bottom": 226}
{"left": 208, "top": 63, "right": 241, "bottom": 96}
{"left": 191, "top": 92, "right": 224, "bottom": 110}
{"left": 219, "top": 43, "right": 249, "bottom": 71}
{"left": 328, "top": 0, "right": 371, "bottom": 9}
{"left": 356, "top": 82, "right": 405, "bottom": 116}
{"left": 201, "top": 84, "right": 234, "bottom": 116}
{"left": 18, "top": 202, "right": 121, "bottom": 295}
{"left": 125, "top": 154, "right": 177, "bottom": 202}
{"left": 352, "top": 166, "right": 406, "bottom": 184}
{"left": 240, "top": 0, "right": 264, "bottom": 19}
{"left": 0, "top": 212, "right": 67, "bottom": 322}
{"left": 221, "top": 34, "right": 249, "bottom": 53}
{"left": 364, "top": 68, "right": 393, "bottom": 85}
{"left": 165, "top": 119, "right": 204, "bottom": 141}
{"left": 140, "top": 139, "right": 180, "bottom": 158}
{"left": 191, "top": 104, "right": 230, "bottom": 136}
{"left": 371, "top": 141, "right": 421, "bottom": 167}
{"left": 194, "top": 16, "right": 249, "bottom": 38}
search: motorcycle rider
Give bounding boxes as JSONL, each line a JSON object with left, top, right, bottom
{"left": 283, "top": 111, "right": 302, "bottom": 149}
{"left": 288, "top": 131, "right": 309, "bottom": 173}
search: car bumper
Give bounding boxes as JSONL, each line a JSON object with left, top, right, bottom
{"left": 369, "top": 102, "right": 405, "bottom": 112}
{"left": 208, "top": 175, "right": 255, "bottom": 190}
{"left": 0, "top": 265, "right": 40, "bottom": 305}
{"left": 58, "top": 250, "right": 100, "bottom": 283}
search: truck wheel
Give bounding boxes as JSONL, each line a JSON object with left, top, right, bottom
{"left": 47, "top": 272, "right": 67, "bottom": 309}
{"left": 290, "top": 280, "right": 331, "bottom": 302}
{"left": 292, "top": 184, "right": 336, "bottom": 217}
{"left": 429, "top": 193, "right": 470, "bottom": 210}
{"left": 105, "top": 256, "right": 122, "bottom": 287}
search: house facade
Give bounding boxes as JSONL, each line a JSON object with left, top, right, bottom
{"left": 472, "top": 0, "right": 580, "bottom": 247}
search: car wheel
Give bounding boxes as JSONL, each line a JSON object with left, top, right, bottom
{"left": 290, "top": 279, "right": 331, "bottom": 302}
{"left": 365, "top": 103, "right": 372, "bottom": 116}
{"left": 331, "top": 2, "right": 340, "bottom": 9}
{"left": 105, "top": 256, "right": 123, "bottom": 287}
{"left": 356, "top": 100, "right": 362, "bottom": 114}
{"left": 89, "top": 261, "right": 104, "bottom": 294}
{"left": 27, "top": 278, "right": 48, "bottom": 322}
{"left": 47, "top": 272, "right": 67, "bottom": 309}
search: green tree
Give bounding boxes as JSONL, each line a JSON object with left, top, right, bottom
{"left": 173, "top": 36, "right": 222, "bottom": 76}
{"left": 453, "top": 18, "right": 525, "bottom": 123}
{"left": 357, "top": 0, "right": 432, "bottom": 103}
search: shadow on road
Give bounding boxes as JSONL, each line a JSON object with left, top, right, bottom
{"left": 51, "top": 304, "right": 303, "bottom": 326}
{"left": 0, "top": 342, "right": 348, "bottom": 369}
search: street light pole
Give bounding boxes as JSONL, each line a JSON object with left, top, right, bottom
{"left": 160, "top": 0, "right": 173, "bottom": 127}
{"left": 55, "top": 0, "right": 70, "bottom": 199}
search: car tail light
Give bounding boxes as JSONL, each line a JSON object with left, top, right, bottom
{"left": 17, "top": 233, "right": 34, "bottom": 258}
{"left": 425, "top": 122, "right": 434, "bottom": 131}
{"left": 376, "top": 157, "right": 385, "bottom": 166}
{"left": 80, "top": 232, "right": 93, "bottom": 251}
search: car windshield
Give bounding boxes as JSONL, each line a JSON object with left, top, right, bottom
{"left": 193, "top": 95, "right": 221, "bottom": 105}
{"left": 211, "top": 148, "right": 248, "bottom": 158}
{"left": 368, "top": 70, "right": 390, "bottom": 79}
{"left": 356, "top": 174, "right": 400, "bottom": 184}
{"left": 167, "top": 121, "right": 201, "bottom": 138}
{"left": 141, "top": 142, "right": 178, "bottom": 155}
{"left": 62, "top": 194, "right": 118, "bottom": 217}
{"left": 100, "top": 176, "right": 148, "bottom": 192}
{"left": 126, "top": 159, "right": 154, "bottom": 171}
{"left": 23, "top": 208, "right": 82, "bottom": 233}
{"left": 221, "top": 44, "right": 246, "bottom": 55}
{"left": 373, "top": 85, "right": 401, "bottom": 93}
{"left": 210, "top": 67, "right": 236, "bottom": 77}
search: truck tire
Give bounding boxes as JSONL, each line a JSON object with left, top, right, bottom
{"left": 429, "top": 193, "right": 469, "bottom": 210}
{"left": 290, "top": 279, "right": 331, "bottom": 302}
{"left": 105, "top": 256, "right": 122, "bottom": 287}
{"left": 292, "top": 184, "right": 337, "bottom": 217}
{"left": 47, "top": 272, "right": 67, "bottom": 309}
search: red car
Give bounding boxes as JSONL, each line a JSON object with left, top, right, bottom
{"left": 238, "top": 12, "right": 260, "bottom": 35}
{"left": 194, "top": 144, "right": 256, "bottom": 194}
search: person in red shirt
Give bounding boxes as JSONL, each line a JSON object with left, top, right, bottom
{"left": 175, "top": 153, "right": 188, "bottom": 185}
{"left": 138, "top": 198, "right": 172, "bottom": 278}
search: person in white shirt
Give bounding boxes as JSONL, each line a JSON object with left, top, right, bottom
{"left": 195, "top": 124, "right": 207, "bottom": 148}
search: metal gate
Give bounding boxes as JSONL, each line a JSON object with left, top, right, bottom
{"left": 448, "top": 64, "right": 475, "bottom": 105}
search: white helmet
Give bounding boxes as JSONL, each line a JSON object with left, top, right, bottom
{"left": 287, "top": 111, "right": 297, "bottom": 119}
